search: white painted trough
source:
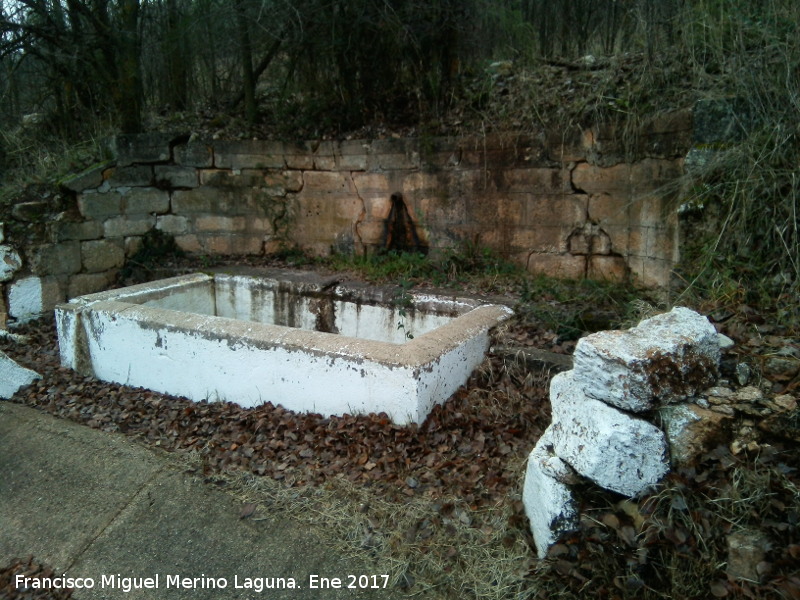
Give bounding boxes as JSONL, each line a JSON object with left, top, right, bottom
{"left": 55, "top": 269, "right": 511, "bottom": 424}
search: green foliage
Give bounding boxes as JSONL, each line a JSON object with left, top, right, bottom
{"left": 323, "top": 241, "right": 523, "bottom": 289}
{"left": 517, "top": 275, "right": 641, "bottom": 340}
{"left": 674, "top": 0, "right": 800, "bottom": 311}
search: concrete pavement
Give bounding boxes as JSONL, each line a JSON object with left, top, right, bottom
{"left": 0, "top": 402, "right": 404, "bottom": 599}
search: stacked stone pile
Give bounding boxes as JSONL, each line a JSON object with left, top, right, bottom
{"left": 523, "top": 307, "right": 722, "bottom": 557}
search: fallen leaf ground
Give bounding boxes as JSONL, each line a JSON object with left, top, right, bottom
{"left": 1, "top": 264, "right": 798, "bottom": 600}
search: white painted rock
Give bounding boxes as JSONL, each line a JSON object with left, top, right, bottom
{"left": 549, "top": 372, "right": 669, "bottom": 497}
{"left": 571, "top": 307, "right": 720, "bottom": 412}
{"left": 0, "top": 350, "right": 40, "bottom": 399}
{"left": 522, "top": 428, "right": 580, "bottom": 558}
{"left": 0, "top": 244, "right": 22, "bottom": 282}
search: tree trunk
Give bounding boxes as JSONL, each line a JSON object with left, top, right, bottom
{"left": 235, "top": 0, "right": 257, "bottom": 124}
{"left": 117, "top": 0, "right": 143, "bottom": 133}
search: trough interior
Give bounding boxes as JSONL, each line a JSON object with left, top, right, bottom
{"left": 123, "top": 274, "right": 465, "bottom": 345}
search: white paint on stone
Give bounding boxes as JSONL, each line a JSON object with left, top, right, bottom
{"left": 56, "top": 273, "right": 510, "bottom": 425}
{"left": 0, "top": 350, "right": 40, "bottom": 399}
{"left": 522, "top": 428, "right": 580, "bottom": 558}
{"left": 548, "top": 371, "right": 670, "bottom": 497}
{"left": 523, "top": 307, "right": 722, "bottom": 557}
{"left": 571, "top": 307, "right": 719, "bottom": 412}
{"left": 8, "top": 276, "right": 62, "bottom": 322}
{"left": 0, "top": 245, "right": 22, "bottom": 282}
{"left": 8, "top": 277, "right": 43, "bottom": 321}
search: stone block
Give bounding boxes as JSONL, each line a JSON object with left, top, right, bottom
{"left": 0, "top": 350, "right": 41, "bottom": 399}
{"left": 503, "top": 168, "right": 571, "bottom": 194}
{"left": 174, "top": 140, "right": 214, "bottom": 167}
{"left": 402, "top": 172, "right": 440, "bottom": 196}
{"left": 78, "top": 192, "right": 124, "bottom": 220}
{"left": 549, "top": 371, "right": 670, "bottom": 497}
{"left": 174, "top": 234, "right": 202, "bottom": 253}
{"left": 156, "top": 215, "right": 189, "bottom": 235}
{"left": 123, "top": 188, "right": 170, "bottom": 215}
{"left": 526, "top": 194, "right": 587, "bottom": 229}
{"left": 194, "top": 215, "right": 247, "bottom": 232}
{"left": 368, "top": 139, "right": 420, "bottom": 170}
{"left": 104, "top": 216, "right": 155, "bottom": 238}
{"left": 369, "top": 138, "right": 410, "bottom": 155}
{"left": 199, "top": 234, "right": 263, "bottom": 255}
{"left": 568, "top": 230, "right": 590, "bottom": 255}
{"left": 571, "top": 307, "right": 720, "bottom": 412}
{"left": 104, "top": 165, "right": 153, "bottom": 187}
{"left": 199, "top": 169, "right": 264, "bottom": 188}
{"left": 172, "top": 187, "right": 231, "bottom": 214}
{"left": 587, "top": 255, "right": 628, "bottom": 281}
{"left": 568, "top": 223, "right": 613, "bottom": 256}
{"left": 51, "top": 221, "right": 104, "bottom": 242}
{"left": 375, "top": 152, "right": 420, "bottom": 170}
{"left": 247, "top": 217, "right": 276, "bottom": 235}
{"left": 659, "top": 403, "right": 733, "bottom": 466}
{"left": 8, "top": 276, "right": 63, "bottom": 321}
{"left": 264, "top": 170, "right": 304, "bottom": 193}
{"left": 82, "top": 239, "right": 125, "bottom": 273}
{"left": 418, "top": 195, "right": 467, "bottom": 225}
{"left": 67, "top": 271, "right": 117, "bottom": 298}
{"left": 214, "top": 140, "right": 284, "bottom": 169}
{"left": 525, "top": 252, "right": 587, "bottom": 279}
{"left": 630, "top": 159, "right": 684, "bottom": 193}
{"left": 355, "top": 220, "right": 386, "bottom": 247}
{"left": 30, "top": 242, "right": 81, "bottom": 276}
{"left": 352, "top": 173, "right": 391, "bottom": 195}
{"left": 511, "top": 226, "right": 570, "bottom": 253}
{"left": 284, "top": 151, "right": 314, "bottom": 170}
{"left": 629, "top": 256, "right": 674, "bottom": 289}
{"left": 290, "top": 195, "right": 363, "bottom": 249}
{"left": 302, "top": 171, "right": 355, "bottom": 193}
{"left": 172, "top": 188, "right": 212, "bottom": 213}
{"left": 11, "top": 201, "right": 50, "bottom": 222}
{"left": 311, "top": 155, "right": 334, "bottom": 170}
{"left": 112, "top": 133, "right": 174, "bottom": 166}
{"left": 363, "top": 197, "right": 391, "bottom": 220}
{"left": 335, "top": 151, "right": 367, "bottom": 170}
{"left": 572, "top": 162, "right": 632, "bottom": 195}
{"left": 0, "top": 245, "right": 22, "bottom": 282}
{"left": 59, "top": 161, "right": 112, "bottom": 193}
{"left": 154, "top": 165, "right": 199, "bottom": 188}
{"left": 522, "top": 429, "right": 580, "bottom": 558}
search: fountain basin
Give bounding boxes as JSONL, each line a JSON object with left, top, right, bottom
{"left": 55, "top": 269, "right": 511, "bottom": 424}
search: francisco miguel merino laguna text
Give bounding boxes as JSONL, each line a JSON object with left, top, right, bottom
{"left": 15, "top": 573, "right": 300, "bottom": 593}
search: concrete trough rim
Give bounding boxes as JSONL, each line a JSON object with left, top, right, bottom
{"left": 55, "top": 269, "right": 513, "bottom": 424}
{"left": 82, "top": 299, "right": 512, "bottom": 370}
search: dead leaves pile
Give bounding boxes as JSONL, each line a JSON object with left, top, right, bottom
{"left": 546, "top": 442, "right": 800, "bottom": 600}
{"left": 2, "top": 319, "right": 550, "bottom": 508}
{"left": 0, "top": 557, "right": 73, "bottom": 600}
{"left": 3, "top": 315, "right": 799, "bottom": 600}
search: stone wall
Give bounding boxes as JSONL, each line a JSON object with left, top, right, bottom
{"left": 0, "top": 113, "right": 691, "bottom": 324}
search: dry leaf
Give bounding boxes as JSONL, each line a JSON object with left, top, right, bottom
{"left": 239, "top": 503, "right": 257, "bottom": 519}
